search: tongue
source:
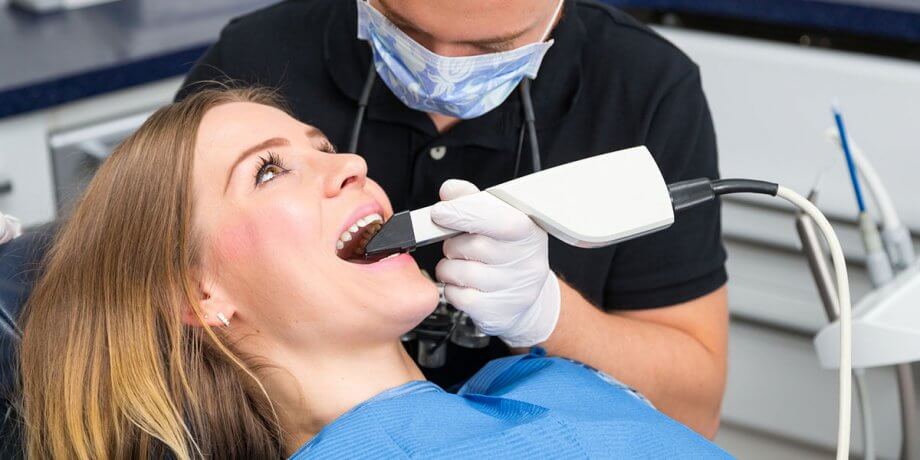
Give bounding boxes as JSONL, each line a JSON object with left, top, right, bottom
{"left": 345, "top": 256, "right": 375, "bottom": 265}
{"left": 336, "top": 218, "right": 388, "bottom": 263}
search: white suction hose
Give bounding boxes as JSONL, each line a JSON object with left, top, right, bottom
{"left": 778, "top": 186, "right": 852, "bottom": 460}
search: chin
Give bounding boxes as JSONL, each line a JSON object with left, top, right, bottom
{"left": 338, "top": 252, "right": 439, "bottom": 335}
{"left": 410, "top": 278, "right": 440, "bottom": 315}
{"left": 377, "top": 274, "right": 440, "bottom": 330}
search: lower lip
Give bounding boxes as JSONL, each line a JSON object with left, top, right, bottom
{"left": 350, "top": 252, "right": 415, "bottom": 271}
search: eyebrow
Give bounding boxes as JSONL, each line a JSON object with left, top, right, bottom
{"left": 376, "top": 0, "right": 531, "bottom": 51}
{"left": 223, "top": 137, "right": 290, "bottom": 193}
{"left": 222, "top": 127, "right": 332, "bottom": 194}
{"left": 304, "top": 125, "right": 322, "bottom": 139}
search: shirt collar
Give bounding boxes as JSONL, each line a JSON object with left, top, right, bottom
{"left": 290, "top": 380, "right": 441, "bottom": 458}
{"left": 322, "top": 0, "right": 586, "bottom": 145}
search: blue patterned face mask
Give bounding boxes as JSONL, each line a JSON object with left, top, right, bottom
{"left": 357, "top": 0, "right": 562, "bottom": 119}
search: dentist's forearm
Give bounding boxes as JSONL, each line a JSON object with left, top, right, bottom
{"left": 540, "top": 280, "right": 728, "bottom": 438}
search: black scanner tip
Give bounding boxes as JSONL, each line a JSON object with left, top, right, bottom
{"left": 363, "top": 211, "right": 417, "bottom": 260}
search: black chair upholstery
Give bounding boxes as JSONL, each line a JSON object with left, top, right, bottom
{"left": 0, "top": 224, "right": 57, "bottom": 459}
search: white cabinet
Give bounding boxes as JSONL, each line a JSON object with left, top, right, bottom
{"left": 0, "top": 113, "right": 57, "bottom": 228}
{"left": 0, "top": 77, "right": 181, "bottom": 228}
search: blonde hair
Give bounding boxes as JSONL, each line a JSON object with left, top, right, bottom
{"left": 19, "top": 87, "right": 288, "bottom": 459}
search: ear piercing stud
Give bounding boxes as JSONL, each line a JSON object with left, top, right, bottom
{"left": 216, "top": 312, "right": 231, "bottom": 327}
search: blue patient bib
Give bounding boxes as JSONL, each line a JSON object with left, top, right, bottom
{"left": 290, "top": 350, "right": 732, "bottom": 459}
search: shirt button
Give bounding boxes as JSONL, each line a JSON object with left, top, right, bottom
{"left": 429, "top": 146, "right": 447, "bottom": 160}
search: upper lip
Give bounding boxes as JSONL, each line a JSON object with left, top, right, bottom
{"left": 335, "top": 200, "right": 385, "bottom": 251}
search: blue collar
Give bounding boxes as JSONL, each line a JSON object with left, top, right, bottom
{"left": 289, "top": 380, "right": 442, "bottom": 458}
{"left": 361, "top": 380, "right": 441, "bottom": 404}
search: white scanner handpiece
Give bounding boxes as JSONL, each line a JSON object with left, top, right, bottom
{"left": 410, "top": 146, "right": 675, "bottom": 248}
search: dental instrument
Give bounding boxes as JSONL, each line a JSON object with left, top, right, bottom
{"left": 833, "top": 104, "right": 894, "bottom": 288}
{"left": 833, "top": 103, "right": 866, "bottom": 214}
{"left": 824, "top": 128, "right": 916, "bottom": 273}
{"left": 365, "top": 145, "right": 854, "bottom": 460}
{"left": 818, "top": 108, "right": 919, "bottom": 460}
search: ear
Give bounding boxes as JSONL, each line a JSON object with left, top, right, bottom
{"left": 182, "top": 270, "right": 237, "bottom": 328}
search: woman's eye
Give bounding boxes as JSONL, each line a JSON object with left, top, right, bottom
{"left": 256, "top": 164, "right": 285, "bottom": 186}
{"left": 254, "top": 152, "right": 289, "bottom": 187}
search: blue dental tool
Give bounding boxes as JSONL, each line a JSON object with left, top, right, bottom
{"left": 833, "top": 103, "right": 866, "bottom": 212}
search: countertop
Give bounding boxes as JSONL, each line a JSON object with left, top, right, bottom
{"left": 605, "top": 0, "right": 920, "bottom": 43}
{"left": 0, "top": 0, "right": 274, "bottom": 119}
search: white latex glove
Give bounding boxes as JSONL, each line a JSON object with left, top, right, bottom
{"left": 431, "top": 179, "right": 560, "bottom": 348}
{"left": 0, "top": 211, "right": 21, "bottom": 245}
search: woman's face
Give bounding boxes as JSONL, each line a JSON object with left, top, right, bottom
{"left": 191, "top": 102, "right": 438, "bottom": 350}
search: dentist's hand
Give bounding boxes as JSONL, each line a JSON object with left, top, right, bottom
{"left": 431, "top": 179, "right": 560, "bottom": 348}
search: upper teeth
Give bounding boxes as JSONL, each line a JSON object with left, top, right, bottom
{"left": 337, "top": 213, "right": 383, "bottom": 251}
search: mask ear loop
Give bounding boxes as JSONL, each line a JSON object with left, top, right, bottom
{"left": 539, "top": 0, "right": 565, "bottom": 42}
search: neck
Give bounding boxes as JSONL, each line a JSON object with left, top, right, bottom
{"left": 428, "top": 112, "right": 461, "bottom": 133}
{"left": 258, "top": 340, "right": 424, "bottom": 454}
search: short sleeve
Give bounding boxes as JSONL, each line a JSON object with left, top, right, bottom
{"left": 603, "top": 67, "right": 727, "bottom": 309}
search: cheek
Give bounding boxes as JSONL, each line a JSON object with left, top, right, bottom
{"left": 366, "top": 179, "right": 393, "bottom": 217}
{"left": 211, "top": 219, "right": 258, "bottom": 264}
{"left": 209, "top": 199, "right": 335, "bottom": 333}
{"left": 212, "top": 199, "right": 324, "bottom": 267}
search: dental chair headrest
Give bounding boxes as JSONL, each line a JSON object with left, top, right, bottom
{"left": 0, "top": 224, "right": 55, "bottom": 459}
{"left": 0, "top": 224, "right": 55, "bottom": 383}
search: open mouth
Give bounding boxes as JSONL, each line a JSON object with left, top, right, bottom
{"left": 336, "top": 212, "right": 384, "bottom": 264}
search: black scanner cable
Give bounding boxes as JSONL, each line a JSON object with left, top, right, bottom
{"left": 515, "top": 78, "right": 541, "bottom": 177}
{"left": 668, "top": 177, "right": 779, "bottom": 211}
{"left": 348, "top": 66, "right": 378, "bottom": 154}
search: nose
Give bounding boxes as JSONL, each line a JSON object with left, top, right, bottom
{"left": 324, "top": 154, "right": 368, "bottom": 198}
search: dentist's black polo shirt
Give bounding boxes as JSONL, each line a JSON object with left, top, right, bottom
{"left": 179, "top": 0, "right": 727, "bottom": 388}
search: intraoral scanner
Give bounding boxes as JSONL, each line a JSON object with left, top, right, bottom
{"left": 364, "top": 146, "right": 675, "bottom": 257}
